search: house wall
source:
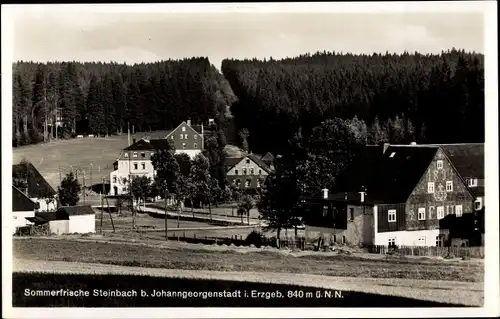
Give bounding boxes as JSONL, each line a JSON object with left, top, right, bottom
{"left": 49, "top": 220, "right": 69, "bottom": 235}
{"left": 305, "top": 204, "right": 373, "bottom": 246}
{"left": 227, "top": 157, "right": 269, "bottom": 189}
{"left": 12, "top": 211, "right": 35, "bottom": 233}
{"left": 166, "top": 122, "right": 203, "bottom": 151}
{"left": 110, "top": 159, "right": 155, "bottom": 195}
{"left": 406, "top": 148, "right": 474, "bottom": 231}
{"left": 374, "top": 229, "right": 441, "bottom": 247}
{"left": 69, "top": 215, "right": 95, "bottom": 234}
{"left": 376, "top": 203, "right": 407, "bottom": 233}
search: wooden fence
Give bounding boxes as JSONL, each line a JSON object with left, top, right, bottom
{"left": 370, "top": 245, "right": 485, "bottom": 258}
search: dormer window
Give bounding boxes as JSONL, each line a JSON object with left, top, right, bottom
{"left": 468, "top": 178, "right": 478, "bottom": 187}
{"left": 124, "top": 153, "right": 128, "bottom": 158}
{"left": 133, "top": 152, "right": 138, "bottom": 158}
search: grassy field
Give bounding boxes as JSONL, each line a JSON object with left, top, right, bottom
{"left": 13, "top": 238, "right": 484, "bottom": 283}
{"left": 12, "top": 132, "right": 245, "bottom": 191}
{"left": 13, "top": 272, "right": 463, "bottom": 307}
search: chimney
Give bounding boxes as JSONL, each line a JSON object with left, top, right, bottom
{"left": 359, "top": 191, "right": 366, "bottom": 203}
{"left": 187, "top": 119, "right": 191, "bottom": 126}
{"left": 322, "top": 188, "right": 329, "bottom": 199}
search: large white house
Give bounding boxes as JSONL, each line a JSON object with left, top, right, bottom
{"left": 12, "top": 186, "right": 36, "bottom": 234}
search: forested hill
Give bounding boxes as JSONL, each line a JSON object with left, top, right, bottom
{"left": 221, "top": 49, "right": 484, "bottom": 155}
{"left": 12, "top": 58, "right": 237, "bottom": 147}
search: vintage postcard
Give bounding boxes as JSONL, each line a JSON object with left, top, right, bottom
{"left": 2, "top": 2, "right": 498, "bottom": 318}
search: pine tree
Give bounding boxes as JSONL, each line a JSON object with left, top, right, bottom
{"left": 86, "top": 75, "right": 105, "bottom": 135}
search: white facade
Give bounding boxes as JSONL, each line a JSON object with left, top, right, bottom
{"left": 374, "top": 229, "right": 440, "bottom": 247}
{"left": 12, "top": 211, "right": 35, "bottom": 234}
{"left": 31, "top": 197, "right": 57, "bottom": 212}
{"left": 68, "top": 215, "right": 95, "bottom": 234}
{"left": 227, "top": 157, "right": 270, "bottom": 177}
{"left": 110, "top": 159, "right": 155, "bottom": 196}
{"left": 49, "top": 220, "right": 69, "bottom": 235}
{"left": 175, "top": 149, "right": 202, "bottom": 160}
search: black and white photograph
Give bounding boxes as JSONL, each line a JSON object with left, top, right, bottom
{"left": 2, "top": 2, "right": 499, "bottom": 318}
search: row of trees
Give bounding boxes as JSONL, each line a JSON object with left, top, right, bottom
{"left": 222, "top": 49, "right": 484, "bottom": 154}
{"left": 12, "top": 59, "right": 236, "bottom": 146}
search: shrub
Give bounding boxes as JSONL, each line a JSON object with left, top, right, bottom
{"left": 244, "top": 230, "right": 264, "bottom": 248}
{"left": 444, "top": 253, "right": 456, "bottom": 259}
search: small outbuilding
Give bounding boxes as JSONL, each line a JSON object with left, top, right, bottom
{"left": 26, "top": 205, "right": 96, "bottom": 235}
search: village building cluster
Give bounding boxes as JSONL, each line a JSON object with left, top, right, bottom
{"left": 12, "top": 119, "right": 485, "bottom": 248}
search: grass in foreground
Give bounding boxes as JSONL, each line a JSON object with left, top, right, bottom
{"left": 13, "top": 272, "right": 463, "bottom": 307}
{"left": 13, "top": 238, "right": 483, "bottom": 282}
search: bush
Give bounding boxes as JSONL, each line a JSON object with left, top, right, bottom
{"left": 444, "top": 253, "right": 456, "bottom": 259}
{"left": 244, "top": 230, "right": 264, "bottom": 248}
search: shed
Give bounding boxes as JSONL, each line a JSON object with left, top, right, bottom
{"left": 58, "top": 205, "right": 96, "bottom": 234}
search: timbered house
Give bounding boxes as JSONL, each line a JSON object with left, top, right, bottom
{"left": 304, "top": 143, "right": 476, "bottom": 247}
{"left": 225, "top": 153, "right": 274, "bottom": 191}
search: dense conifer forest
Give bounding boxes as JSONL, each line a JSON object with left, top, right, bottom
{"left": 12, "top": 58, "right": 236, "bottom": 146}
{"left": 222, "top": 49, "right": 484, "bottom": 154}
{"left": 12, "top": 49, "right": 484, "bottom": 154}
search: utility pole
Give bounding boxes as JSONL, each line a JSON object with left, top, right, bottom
{"left": 164, "top": 187, "right": 168, "bottom": 241}
{"left": 58, "top": 164, "right": 62, "bottom": 185}
{"left": 83, "top": 170, "right": 86, "bottom": 204}
{"left": 89, "top": 163, "right": 93, "bottom": 188}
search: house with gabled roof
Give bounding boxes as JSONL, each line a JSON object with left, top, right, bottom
{"left": 12, "top": 162, "right": 58, "bottom": 212}
{"left": 12, "top": 186, "right": 37, "bottom": 234}
{"left": 303, "top": 143, "right": 476, "bottom": 247}
{"left": 225, "top": 153, "right": 274, "bottom": 191}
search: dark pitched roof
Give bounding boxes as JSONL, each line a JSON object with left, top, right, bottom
{"left": 225, "top": 157, "right": 243, "bottom": 169}
{"left": 12, "top": 162, "right": 56, "bottom": 198}
{"left": 335, "top": 145, "right": 439, "bottom": 203}
{"left": 12, "top": 186, "right": 36, "bottom": 212}
{"left": 429, "top": 143, "right": 484, "bottom": 179}
{"left": 57, "top": 205, "right": 95, "bottom": 216}
{"left": 261, "top": 152, "right": 275, "bottom": 164}
{"left": 248, "top": 153, "right": 272, "bottom": 173}
{"left": 123, "top": 139, "right": 172, "bottom": 151}
{"left": 26, "top": 210, "right": 69, "bottom": 223}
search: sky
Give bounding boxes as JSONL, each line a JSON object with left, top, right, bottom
{"left": 8, "top": 4, "right": 486, "bottom": 70}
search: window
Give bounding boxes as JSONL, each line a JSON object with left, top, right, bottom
{"left": 122, "top": 187, "right": 127, "bottom": 192}
{"left": 418, "top": 208, "right": 426, "bottom": 220}
{"left": 256, "top": 179, "right": 261, "bottom": 188}
{"left": 133, "top": 152, "right": 138, "bottom": 158}
{"left": 436, "top": 236, "right": 443, "bottom": 247}
{"left": 468, "top": 178, "right": 478, "bottom": 187}
{"left": 388, "top": 237, "right": 396, "bottom": 246}
{"left": 258, "top": 169, "right": 262, "bottom": 175}
{"left": 446, "top": 181, "right": 453, "bottom": 192}
{"left": 429, "top": 206, "right": 435, "bottom": 219}
{"left": 250, "top": 168, "right": 254, "bottom": 175}
{"left": 151, "top": 152, "right": 155, "bottom": 156}
{"left": 141, "top": 163, "right": 145, "bottom": 170}
{"left": 437, "top": 160, "right": 443, "bottom": 170}
{"left": 194, "top": 135, "right": 197, "bottom": 140}
{"left": 349, "top": 208, "right": 354, "bottom": 221}
{"left": 388, "top": 209, "right": 396, "bottom": 222}
{"left": 246, "top": 159, "right": 250, "bottom": 164}
{"left": 184, "top": 134, "right": 188, "bottom": 139}
{"left": 245, "top": 179, "right": 251, "bottom": 188}
{"left": 180, "top": 134, "right": 183, "bottom": 140}
{"left": 427, "top": 182, "right": 435, "bottom": 193}
{"left": 182, "top": 126, "right": 186, "bottom": 132}
{"left": 389, "top": 152, "right": 396, "bottom": 158}
{"left": 455, "top": 205, "right": 463, "bottom": 217}
{"left": 194, "top": 142, "right": 198, "bottom": 148}
{"left": 437, "top": 206, "right": 444, "bottom": 219}
{"left": 124, "top": 153, "right": 129, "bottom": 158}
{"left": 235, "top": 169, "right": 239, "bottom": 175}
{"left": 235, "top": 179, "right": 241, "bottom": 187}
{"left": 323, "top": 206, "right": 328, "bottom": 217}
{"left": 134, "top": 163, "right": 138, "bottom": 170}
{"left": 113, "top": 176, "right": 117, "bottom": 183}
{"left": 141, "top": 152, "right": 146, "bottom": 158}
{"left": 342, "top": 236, "right": 346, "bottom": 244}
{"left": 182, "top": 143, "right": 186, "bottom": 149}
{"left": 475, "top": 198, "right": 483, "bottom": 210}
{"left": 171, "top": 135, "right": 174, "bottom": 140}
{"left": 242, "top": 168, "right": 247, "bottom": 175}
{"left": 417, "top": 236, "right": 426, "bottom": 245}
